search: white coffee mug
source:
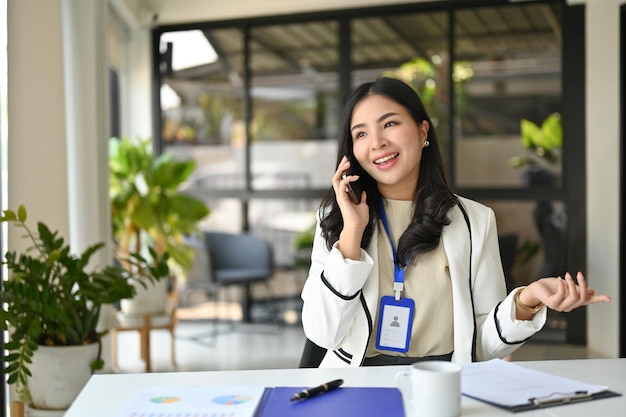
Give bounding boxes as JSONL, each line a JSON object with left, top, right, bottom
{"left": 396, "top": 360, "right": 462, "bottom": 417}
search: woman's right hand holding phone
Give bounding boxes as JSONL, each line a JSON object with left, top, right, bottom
{"left": 333, "top": 156, "right": 369, "bottom": 260}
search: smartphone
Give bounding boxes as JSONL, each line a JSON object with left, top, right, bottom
{"left": 342, "top": 172, "right": 360, "bottom": 204}
{"left": 342, "top": 155, "right": 362, "bottom": 204}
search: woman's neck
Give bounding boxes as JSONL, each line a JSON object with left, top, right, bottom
{"left": 377, "top": 171, "right": 419, "bottom": 201}
{"left": 378, "top": 183, "right": 416, "bottom": 201}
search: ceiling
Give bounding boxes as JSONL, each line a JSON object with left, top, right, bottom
{"left": 155, "top": 1, "right": 562, "bottom": 93}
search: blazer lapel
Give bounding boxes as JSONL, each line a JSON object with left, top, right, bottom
{"left": 442, "top": 203, "right": 475, "bottom": 363}
{"left": 363, "top": 223, "right": 382, "bottom": 316}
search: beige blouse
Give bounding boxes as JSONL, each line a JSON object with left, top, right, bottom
{"left": 366, "top": 199, "right": 454, "bottom": 358}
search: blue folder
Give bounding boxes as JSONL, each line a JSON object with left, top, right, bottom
{"left": 256, "top": 386, "right": 405, "bottom": 417}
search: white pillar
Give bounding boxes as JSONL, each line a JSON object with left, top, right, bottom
{"left": 584, "top": 0, "right": 622, "bottom": 357}
{"left": 61, "top": 0, "right": 111, "bottom": 263}
{"left": 61, "top": 0, "right": 117, "bottom": 372}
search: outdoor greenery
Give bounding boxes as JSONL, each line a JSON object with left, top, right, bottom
{"left": 509, "top": 113, "right": 563, "bottom": 267}
{"left": 509, "top": 112, "right": 562, "bottom": 174}
{"left": 0, "top": 205, "right": 169, "bottom": 402}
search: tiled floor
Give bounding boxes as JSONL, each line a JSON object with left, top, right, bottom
{"left": 113, "top": 321, "right": 305, "bottom": 373}
{"left": 110, "top": 268, "right": 605, "bottom": 374}
{"left": 111, "top": 314, "right": 603, "bottom": 374}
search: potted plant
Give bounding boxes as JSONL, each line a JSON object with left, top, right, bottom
{"left": 0, "top": 205, "right": 169, "bottom": 412}
{"left": 109, "top": 137, "right": 210, "bottom": 316}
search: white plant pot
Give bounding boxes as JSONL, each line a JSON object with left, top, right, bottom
{"left": 28, "top": 343, "right": 99, "bottom": 412}
{"left": 120, "top": 278, "right": 169, "bottom": 316}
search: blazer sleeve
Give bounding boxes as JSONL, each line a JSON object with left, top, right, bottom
{"left": 300, "top": 214, "right": 374, "bottom": 349}
{"left": 471, "top": 205, "right": 546, "bottom": 361}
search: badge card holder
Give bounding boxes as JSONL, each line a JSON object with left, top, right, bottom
{"left": 375, "top": 295, "right": 415, "bottom": 353}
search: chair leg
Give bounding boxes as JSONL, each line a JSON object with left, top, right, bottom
{"left": 141, "top": 314, "right": 152, "bottom": 373}
{"left": 170, "top": 308, "right": 177, "bottom": 369}
{"left": 11, "top": 401, "right": 24, "bottom": 417}
{"left": 111, "top": 328, "right": 119, "bottom": 370}
{"left": 242, "top": 283, "right": 252, "bottom": 322}
{"left": 263, "top": 281, "right": 283, "bottom": 325}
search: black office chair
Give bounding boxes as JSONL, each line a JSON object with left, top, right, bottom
{"left": 204, "top": 231, "right": 275, "bottom": 322}
{"left": 299, "top": 337, "right": 327, "bottom": 368}
{"left": 498, "top": 234, "right": 519, "bottom": 294}
{"left": 178, "top": 231, "right": 275, "bottom": 323}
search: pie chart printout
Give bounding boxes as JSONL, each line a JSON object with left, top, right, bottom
{"left": 113, "top": 385, "right": 266, "bottom": 417}
{"left": 212, "top": 395, "right": 255, "bottom": 405}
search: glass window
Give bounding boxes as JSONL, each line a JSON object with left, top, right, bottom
{"left": 249, "top": 21, "right": 340, "bottom": 190}
{"left": 249, "top": 198, "right": 320, "bottom": 268}
{"left": 351, "top": 12, "right": 451, "bottom": 169}
{"left": 453, "top": 4, "right": 563, "bottom": 188}
{"left": 153, "top": 0, "right": 577, "bottom": 344}
{"left": 161, "top": 28, "right": 247, "bottom": 191}
{"left": 489, "top": 199, "right": 568, "bottom": 338}
{"left": 452, "top": 3, "right": 568, "bottom": 341}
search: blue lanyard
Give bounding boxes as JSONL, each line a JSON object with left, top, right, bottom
{"left": 380, "top": 199, "right": 406, "bottom": 301}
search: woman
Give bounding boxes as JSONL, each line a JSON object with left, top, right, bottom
{"left": 300, "top": 77, "right": 610, "bottom": 367}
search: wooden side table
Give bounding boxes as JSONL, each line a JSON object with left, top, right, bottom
{"left": 111, "top": 308, "right": 177, "bottom": 373}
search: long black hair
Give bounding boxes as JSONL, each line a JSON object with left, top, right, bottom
{"left": 319, "top": 77, "right": 457, "bottom": 267}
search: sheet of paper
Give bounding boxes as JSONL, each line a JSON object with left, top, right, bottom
{"left": 113, "top": 385, "right": 266, "bottom": 417}
{"left": 462, "top": 359, "right": 608, "bottom": 407}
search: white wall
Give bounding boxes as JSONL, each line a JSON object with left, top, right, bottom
{"left": 7, "top": 0, "right": 70, "bottom": 252}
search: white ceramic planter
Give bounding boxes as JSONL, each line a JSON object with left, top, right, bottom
{"left": 120, "top": 278, "right": 168, "bottom": 316}
{"left": 28, "top": 343, "right": 99, "bottom": 412}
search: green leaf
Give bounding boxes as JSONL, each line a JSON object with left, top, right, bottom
{"left": 520, "top": 119, "right": 540, "bottom": 149}
{"left": 4, "top": 363, "right": 19, "bottom": 374}
{"left": 17, "top": 205, "right": 27, "bottom": 222}
{"left": 4, "top": 353, "right": 20, "bottom": 362}
{"left": 4, "top": 341, "right": 22, "bottom": 350}
{"left": 90, "top": 358, "right": 104, "bottom": 370}
{"left": 2, "top": 209, "right": 17, "bottom": 221}
{"left": 26, "top": 340, "right": 39, "bottom": 351}
{"left": 541, "top": 113, "right": 563, "bottom": 149}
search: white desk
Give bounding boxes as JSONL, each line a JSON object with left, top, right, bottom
{"left": 65, "top": 358, "right": 625, "bottom": 417}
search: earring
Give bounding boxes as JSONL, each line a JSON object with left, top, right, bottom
{"left": 423, "top": 140, "right": 430, "bottom": 148}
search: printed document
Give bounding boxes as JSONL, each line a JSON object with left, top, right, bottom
{"left": 113, "top": 385, "right": 266, "bottom": 417}
{"left": 462, "top": 359, "right": 608, "bottom": 407}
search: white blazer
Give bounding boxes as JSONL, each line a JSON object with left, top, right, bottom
{"left": 301, "top": 196, "right": 546, "bottom": 367}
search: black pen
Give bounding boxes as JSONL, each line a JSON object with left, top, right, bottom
{"left": 290, "top": 379, "right": 344, "bottom": 401}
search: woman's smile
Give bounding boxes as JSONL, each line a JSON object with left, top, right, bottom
{"left": 373, "top": 152, "right": 399, "bottom": 167}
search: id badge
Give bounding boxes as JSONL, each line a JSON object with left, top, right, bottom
{"left": 375, "top": 295, "right": 415, "bottom": 353}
